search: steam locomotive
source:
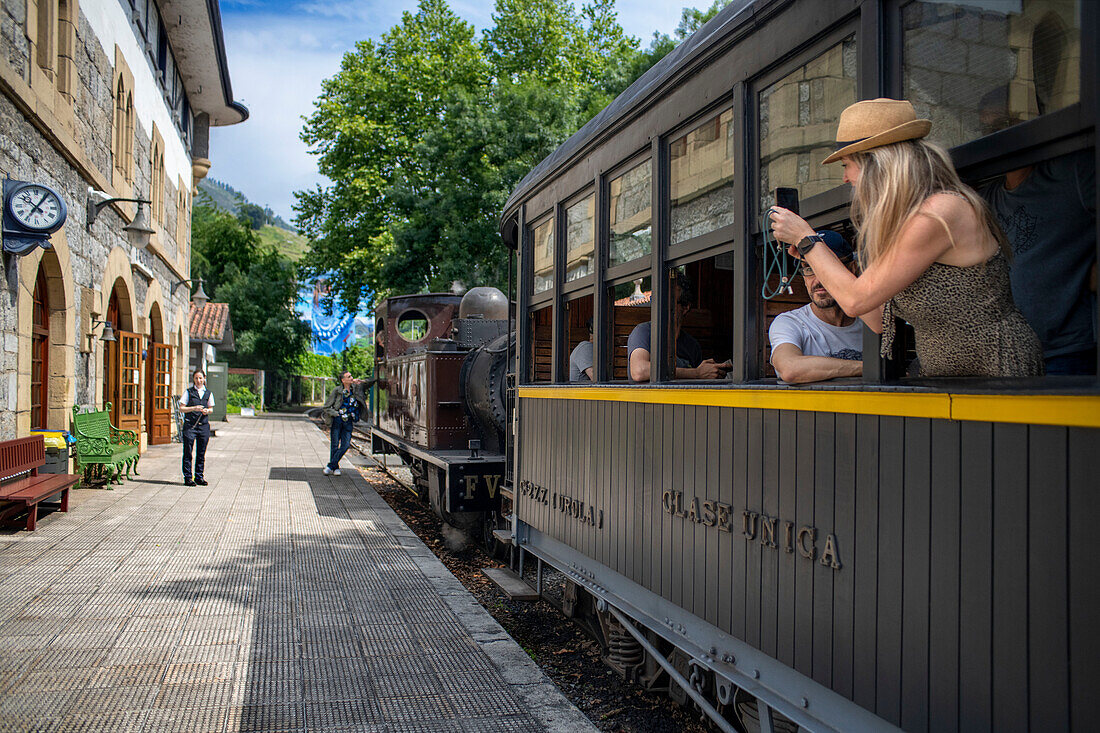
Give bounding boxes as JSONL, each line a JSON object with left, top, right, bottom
{"left": 369, "top": 287, "right": 513, "bottom": 540}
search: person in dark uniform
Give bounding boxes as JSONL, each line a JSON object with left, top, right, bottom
{"left": 179, "top": 368, "right": 213, "bottom": 486}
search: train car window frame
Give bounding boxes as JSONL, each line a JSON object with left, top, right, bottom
{"left": 666, "top": 102, "right": 739, "bottom": 263}
{"left": 560, "top": 185, "right": 597, "bottom": 297}
{"left": 527, "top": 210, "right": 555, "bottom": 308}
{"left": 886, "top": 0, "right": 1095, "bottom": 181}
{"left": 751, "top": 21, "right": 861, "bottom": 236}
{"left": 605, "top": 150, "right": 655, "bottom": 282}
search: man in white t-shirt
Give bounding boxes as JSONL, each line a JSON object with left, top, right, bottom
{"left": 769, "top": 230, "right": 864, "bottom": 384}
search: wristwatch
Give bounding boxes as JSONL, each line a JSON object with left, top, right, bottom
{"left": 796, "top": 234, "right": 825, "bottom": 257}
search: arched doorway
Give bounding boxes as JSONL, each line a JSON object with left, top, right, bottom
{"left": 102, "top": 279, "right": 140, "bottom": 433}
{"left": 31, "top": 269, "right": 49, "bottom": 430}
{"left": 145, "top": 303, "right": 172, "bottom": 445}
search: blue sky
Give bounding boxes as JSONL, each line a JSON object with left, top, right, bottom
{"left": 210, "top": 0, "right": 690, "bottom": 223}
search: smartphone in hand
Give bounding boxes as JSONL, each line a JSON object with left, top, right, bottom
{"left": 775, "top": 187, "right": 799, "bottom": 215}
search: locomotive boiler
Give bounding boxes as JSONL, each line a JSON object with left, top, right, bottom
{"left": 370, "top": 287, "right": 513, "bottom": 534}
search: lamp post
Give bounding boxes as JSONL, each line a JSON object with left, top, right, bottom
{"left": 86, "top": 188, "right": 155, "bottom": 248}
{"left": 172, "top": 277, "right": 208, "bottom": 305}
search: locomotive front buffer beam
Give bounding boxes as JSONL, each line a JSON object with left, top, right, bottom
{"left": 370, "top": 427, "right": 505, "bottom": 514}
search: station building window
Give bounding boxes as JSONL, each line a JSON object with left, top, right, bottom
{"left": 609, "top": 159, "right": 652, "bottom": 267}
{"left": 903, "top": 0, "right": 1081, "bottom": 149}
{"left": 758, "top": 35, "right": 857, "bottom": 216}
{"left": 671, "top": 108, "right": 735, "bottom": 245}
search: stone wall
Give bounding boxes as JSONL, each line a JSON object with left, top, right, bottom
{"left": 0, "top": 0, "right": 193, "bottom": 439}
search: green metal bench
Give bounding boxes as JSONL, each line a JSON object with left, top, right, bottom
{"left": 71, "top": 403, "right": 140, "bottom": 486}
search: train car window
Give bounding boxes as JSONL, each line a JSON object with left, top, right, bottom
{"left": 565, "top": 294, "right": 595, "bottom": 382}
{"left": 609, "top": 160, "right": 652, "bottom": 267}
{"left": 758, "top": 35, "right": 857, "bottom": 216}
{"left": 661, "top": 258, "right": 734, "bottom": 381}
{"left": 670, "top": 108, "right": 735, "bottom": 245}
{"left": 565, "top": 194, "right": 595, "bottom": 282}
{"left": 608, "top": 276, "right": 652, "bottom": 381}
{"left": 903, "top": 0, "right": 1082, "bottom": 149}
{"left": 532, "top": 217, "right": 554, "bottom": 295}
{"left": 529, "top": 304, "right": 553, "bottom": 382}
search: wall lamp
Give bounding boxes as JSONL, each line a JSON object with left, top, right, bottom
{"left": 86, "top": 188, "right": 156, "bottom": 248}
{"left": 171, "top": 277, "right": 208, "bottom": 305}
{"left": 90, "top": 318, "right": 116, "bottom": 343}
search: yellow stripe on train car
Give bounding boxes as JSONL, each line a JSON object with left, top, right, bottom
{"left": 516, "top": 386, "right": 1100, "bottom": 429}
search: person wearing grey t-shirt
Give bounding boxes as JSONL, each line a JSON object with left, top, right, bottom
{"left": 769, "top": 230, "right": 864, "bottom": 384}
{"left": 569, "top": 318, "right": 594, "bottom": 382}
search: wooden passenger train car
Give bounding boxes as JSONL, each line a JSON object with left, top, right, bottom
{"left": 498, "top": 0, "right": 1100, "bottom": 730}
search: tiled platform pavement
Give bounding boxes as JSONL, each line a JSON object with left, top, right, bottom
{"left": 0, "top": 414, "right": 595, "bottom": 732}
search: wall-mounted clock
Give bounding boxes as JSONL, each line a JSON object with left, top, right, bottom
{"left": 2, "top": 179, "right": 68, "bottom": 256}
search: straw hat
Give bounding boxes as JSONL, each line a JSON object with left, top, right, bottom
{"left": 821, "top": 98, "right": 931, "bottom": 165}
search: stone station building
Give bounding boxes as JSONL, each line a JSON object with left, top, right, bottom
{"left": 0, "top": 0, "right": 246, "bottom": 446}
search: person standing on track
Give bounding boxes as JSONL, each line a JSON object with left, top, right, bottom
{"left": 179, "top": 368, "right": 213, "bottom": 486}
{"left": 323, "top": 371, "right": 368, "bottom": 476}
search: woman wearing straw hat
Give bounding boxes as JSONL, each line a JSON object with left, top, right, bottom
{"left": 768, "top": 98, "right": 1042, "bottom": 377}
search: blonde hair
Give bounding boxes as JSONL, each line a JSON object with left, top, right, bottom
{"left": 847, "top": 140, "right": 1007, "bottom": 267}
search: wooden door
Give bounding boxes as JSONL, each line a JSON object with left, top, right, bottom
{"left": 116, "top": 331, "right": 142, "bottom": 433}
{"left": 104, "top": 294, "right": 120, "bottom": 425}
{"left": 147, "top": 342, "right": 172, "bottom": 444}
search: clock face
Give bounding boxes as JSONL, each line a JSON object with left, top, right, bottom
{"left": 9, "top": 184, "right": 65, "bottom": 232}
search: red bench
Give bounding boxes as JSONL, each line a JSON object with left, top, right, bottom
{"left": 0, "top": 435, "right": 80, "bottom": 531}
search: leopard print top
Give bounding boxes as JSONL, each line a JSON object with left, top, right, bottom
{"left": 881, "top": 251, "right": 1043, "bottom": 377}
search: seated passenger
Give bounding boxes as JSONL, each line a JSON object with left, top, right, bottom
{"left": 769, "top": 231, "right": 863, "bottom": 384}
{"left": 627, "top": 272, "right": 729, "bottom": 382}
{"left": 979, "top": 149, "right": 1097, "bottom": 375}
{"left": 569, "top": 318, "right": 594, "bottom": 382}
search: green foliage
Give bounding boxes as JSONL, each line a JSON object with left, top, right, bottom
{"left": 237, "top": 203, "right": 267, "bottom": 230}
{"left": 295, "top": 352, "right": 336, "bottom": 378}
{"left": 339, "top": 342, "right": 375, "bottom": 378}
{"left": 191, "top": 200, "right": 311, "bottom": 375}
{"left": 227, "top": 386, "right": 259, "bottom": 408}
{"left": 295, "top": 0, "right": 719, "bottom": 308}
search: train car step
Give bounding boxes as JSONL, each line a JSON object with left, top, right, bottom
{"left": 481, "top": 568, "right": 539, "bottom": 601}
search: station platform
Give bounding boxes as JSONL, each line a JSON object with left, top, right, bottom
{"left": 0, "top": 414, "right": 594, "bottom": 732}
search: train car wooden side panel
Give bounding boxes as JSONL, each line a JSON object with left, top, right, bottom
{"left": 515, "top": 391, "right": 1100, "bottom": 731}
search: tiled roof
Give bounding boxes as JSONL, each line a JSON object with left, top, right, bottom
{"left": 189, "top": 302, "right": 234, "bottom": 348}
{"left": 614, "top": 290, "right": 651, "bottom": 307}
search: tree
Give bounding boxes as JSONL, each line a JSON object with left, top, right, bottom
{"left": 237, "top": 202, "right": 267, "bottom": 230}
{"left": 191, "top": 201, "right": 310, "bottom": 375}
{"left": 295, "top": 0, "right": 727, "bottom": 308}
{"left": 191, "top": 194, "right": 258, "bottom": 296}
{"left": 296, "top": 0, "right": 489, "bottom": 311}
